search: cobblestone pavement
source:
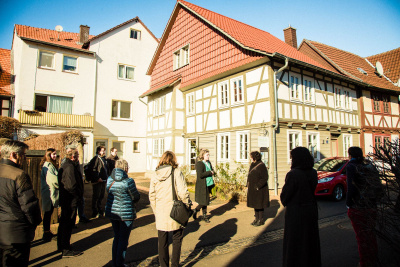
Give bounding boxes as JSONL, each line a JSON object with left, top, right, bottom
{"left": 130, "top": 214, "right": 348, "bottom": 267}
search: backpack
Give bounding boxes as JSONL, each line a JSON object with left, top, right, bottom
{"left": 354, "top": 162, "right": 384, "bottom": 206}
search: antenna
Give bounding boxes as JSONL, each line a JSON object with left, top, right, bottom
{"left": 375, "top": 61, "right": 384, "bottom": 77}
{"left": 55, "top": 25, "right": 63, "bottom": 41}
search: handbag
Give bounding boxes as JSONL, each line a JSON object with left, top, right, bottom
{"left": 170, "top": 168, "right": 193, "bottom": 226}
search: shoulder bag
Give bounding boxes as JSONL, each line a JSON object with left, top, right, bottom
{"left": 170, "top": 168, "right": 193, "bottom": 226}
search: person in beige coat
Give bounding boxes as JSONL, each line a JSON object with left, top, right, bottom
{"left": 149, "top": 151, "right": 191, "bottom": 267}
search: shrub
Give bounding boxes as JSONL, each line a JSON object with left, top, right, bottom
{"left": 179, "top": 164, "right": 196, "bottom": 185}
{"left": 215, "top": 162, "right": 248, "bottom": 201}
{"left": 0, "top": 116, "right": 21, "bottom": 139}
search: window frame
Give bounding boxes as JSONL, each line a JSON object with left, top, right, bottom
{"left": 289, "top": 73, "right": 301, "bottom": 102}
{"left": 130, "top": 29, "right": 141, "bottom": 40}
{"left": 118, "top": 64, "right": 135, "bottom": 81}
{"left": 373, "top": 134, "right": 391, "bottom": 150}
{"left": 173, "top": 44, "right": 190, "bottom": 70}
{"left": 217, "top": 132, "right": 230, "bottom": 162}
{"left": 133, "top": 141, "right": 140, "bottom": 153}
{"left": 231, "top": 77, "right": 244, "bottom": 105}
{"left": 306, "top": 131, "right": 320, "bottom": 161}
{"left": 0, "top": 98, "right": 11, "bottom": 117}
{"left": 236, "top": 131, "right": 249, "bottom": 162}
{"left": 187, "top": 92, "right": 195, "bottom": 115}
{"left": 112, "top": 141, "right": 124, "bottom": 158}
{"left": 111, "top": 100, "right": 132, "bottom": 120}
{"left": 372, "top": 92, "right": 391, "bottom": 114}
{"left": 154, "top": 96, "right": 166, "bottom": 117}
{"left": 34, "top": 94, "right": 73, "bottom": 114}
{"left": 303, "top": 76, "right": 314, "bottom": 103}
{"left": 218, "top": 81, "right": 229, "bottom": 107}
{"left": 38, "top": 50, "right": 55, "bottom": 70}
{"left": 62, "top": 55, "right": 78, "bottom": 73}
{"left": 343, "top": 134, "right": 353, "bottom": 156}
{"left": 287, "top": 130, "right": 302, "bottom": 162}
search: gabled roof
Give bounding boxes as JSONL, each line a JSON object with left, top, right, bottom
{"left": 147, "top": 0, "right": 331, "bottom": 77}
{"left": 300, "top": 40, "right": 399, "bottom": 92}
{"left": 14, "top": 24, "right": 95, "bottom": 52}
{"left": 141, "top": 76, "right": 181, "bottom": 97}
{"left": 84, "top": 17, "right": 159, "bottom": 47}
{"left": 366, "top": 47, "right": 400, "bottom": 85}
{"left": 0, "top": 48, "right": 12, "bottom": 96}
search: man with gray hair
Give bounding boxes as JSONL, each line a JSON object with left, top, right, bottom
{"left": 0, "top": 140, "right": 42, "bottom": 266}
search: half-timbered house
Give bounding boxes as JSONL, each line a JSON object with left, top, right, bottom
{"left": 299, "top": 41, "right": 400, "bottom": 156}
{"left": 142, "top": 0, "right": 361, "bottom": 193}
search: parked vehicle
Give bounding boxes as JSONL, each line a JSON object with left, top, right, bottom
{"left": 314, "top": 157, "right": 349, "bottom": 201}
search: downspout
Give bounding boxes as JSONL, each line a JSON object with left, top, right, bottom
{"left": 273, "top": 57, "right": 289, "bottom": 195}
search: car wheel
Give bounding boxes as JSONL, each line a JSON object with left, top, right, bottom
{"left": 332, "top": 184, "right": 344, "bottom": 201}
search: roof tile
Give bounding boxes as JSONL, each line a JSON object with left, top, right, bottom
{"left": 367, "top": 47, "right": 400, "bottom": 85}
{"left": 0, "top": 48, "right": 12, "bottom": 96}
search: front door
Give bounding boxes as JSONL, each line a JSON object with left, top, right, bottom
{"left": 188, "top": 139, "right": 197, "bottom": 172}
{"left": 331, "top": 138, "right": 339, "bottom": 157}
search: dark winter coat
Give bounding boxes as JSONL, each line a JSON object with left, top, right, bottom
{"left": 195, "top": 160, "right": 214, "bottom": 206}
{"left": 106, "top": 154, "right": 119, "bottom": 176}
{"left": 247, "top": 160, "right": 270, "bottom": 209}
{"left": 280, "top": 167, "right": 321, "bottom": 267}
{"left": 105, "top": 168, "right": 140, "bottom": 221}
{"left": 58, "top": 158, "right": 84, "bottom": 209}
{"left": 87, "top": 155, "right": 108, "bottom": 182}
{"left": 0, "top": 159, "right": 42, "bottom": 245}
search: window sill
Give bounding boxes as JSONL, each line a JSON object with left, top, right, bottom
{"left": 187, "top": 113, "right": 195, "bottom": 117}
{"left": 117, "top": 78, "right": 136, "bottom": 82}
{"left": 231, "top": 102, "right": 244, "bottom": 107}
{"left": 133, "top": 151, "right": 140, "bottom": 153}
{"left": 290, "top": 99, "right": 303, "bottom": 104}
{"left": 62, "top": 70, "right": 78, "bottom": 75}
{"left": 153, "top": 113, "right": 166, "bottom": 118}
{"left": 111, "top": 118, "right": 133, "bottom": 122}
{"left": 173, "top": 63, "right": 189, "bottom": 71}
{"left": 38, "top": 67, "right": 55, "bottom": 71}
{"left": 335, "top": 108, "right": 353, "bottom": 112}
{"left": 303, "top": 101, "right": 316, "bottom": 107}
{"left": 219, "top": 105, "right": 230, "bottom": 109}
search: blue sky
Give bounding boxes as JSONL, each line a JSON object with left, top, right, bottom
{"left": 1, "top": 0, "right": 399, "bottom": 57}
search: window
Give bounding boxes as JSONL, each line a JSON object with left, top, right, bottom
{"left": 288, "top": 131, "right": 301, "bottom": 151}
{"left": 38, "top": 51, "right": 54, "bottom": 69}
{"left": 344, "top": 90, "right": 350, "bottom": 110}
{"left": 232, "top": 77, "right": 243, "bottom": 104}
{"left": 173, "top": 45, "right": 189, "bottom": 70}
{"left": 154, "top": 96, "right": 165, "bottom": 116}
{"left": 373, "top": 93, "right": 390, "bottom": 113}
{"left": 218, "top": 133, "right": 230, "bottom": 161}
{"left": 118, "top": 64, "right": 135, "bottom": 80}
{"left": 374, "top": 135, "right": 390, "bottom": 150}
{"left": 34, "top": 94, "right": 72, "bottom": 114}
{"left": 290, "top": 75, "right": 300, "bottom": 100}
{"left": 112, "top": 100, "right": 131, "bottom": 119}
{"left": 187, "top": 93, "right": 195, "bottom": 114}
{"left": 153, "top": 138, "right": 165, "bottom": 156}
{"left": 130, "top": 29, "right": 141, "bottom": 40}
{"left": 188, "top": 139, "right": 197, "bottom": 171}
{"left": 133, "top": 141, "right": 140, "bottom": 153}
{"left": 303, "top": 78, "right": 313, "bottom": 102}
{"left": 0, "top": 99, "right": 10, "bottom": 116}
{"left": 307, "top": 132, "right": 319, "bottom": 161}
{"left": 335, "top": 87, "right": 342, "bottom": 108}
{"left": 63, "top": 56, "right": 77, "bottom": 72}
{"left": 237, "top": 132, "right": 249, "bottom": 161}
{"left": 343, "top": 135, "right": 352, "bottom": 155}
{"left": 112, "top": 141, "right": 124, "bottom": 158}
{"left": 219, "top": 82, "right": 229, "bottom": 106}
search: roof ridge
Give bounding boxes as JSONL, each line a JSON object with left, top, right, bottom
{"left": 15, "top": 24, "right": 80, "bottom": 36}
{"left": 308, "top": 39, "right": 364, "bottom": 59}
{"left": 0, "top": 48, "right": 11, "bottom": 52}
{"left": 366, "top": 47, "right": 400, "bottom": 59}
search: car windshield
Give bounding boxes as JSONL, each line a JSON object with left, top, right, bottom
{"left": 314, "top": 158, "right": 347, "bottom": 172}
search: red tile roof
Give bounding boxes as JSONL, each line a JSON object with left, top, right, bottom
{"left": 14, "top": 25, "right": 95, "bottom": 51}
{"left": 366, "top": 47, "right": 400, "bottom": 85}
{"left": 302, "top": 40, "right": 399, "bottom": 91}
{"left": 141, "top": 76, "right": 181, "bottom": 97}
{"left": 0, "top": 48, "right": 12, "bottom": 96}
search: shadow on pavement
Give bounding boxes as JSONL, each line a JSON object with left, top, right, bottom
{"left": 180, "top": 218, "right": 238, "bottom": 267}
{"left": 28, "top": 250, "right": 61, "bottom": 266}
{"left": 209, "top": 201, "right": 239, "bottom": 218}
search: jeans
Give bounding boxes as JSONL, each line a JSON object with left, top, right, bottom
{"left": 158, "top": 229, "right": 184, "bottom": 267}
{"left": 0, "top": 243, "right": 30, "bottom": 267}
{"left": 92, "top": 182, "right": 106, "bottom": 215}
{"left": 111, "top": 220, "right": 133, "bottom": 267}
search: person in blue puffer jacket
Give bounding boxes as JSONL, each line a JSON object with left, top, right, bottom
{"left": 105, "top": 159, "right": 140, "bottom": 267}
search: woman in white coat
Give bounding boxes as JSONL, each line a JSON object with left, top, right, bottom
{"left": 149, "top": 151, "right": 191, "bottom": 267}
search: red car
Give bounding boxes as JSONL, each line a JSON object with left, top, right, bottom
{"left": 314, "top": 157, "right": 349, "bottom": 201}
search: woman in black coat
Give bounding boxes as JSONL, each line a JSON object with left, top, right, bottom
{"left": 247, "top": 151, "right": 269, "bottom": 226}
{"left": 280, "top": 147, "right": 321, "bottom": 267}
{"left": 193, "top": 149, "right": 214, "bottom": 223}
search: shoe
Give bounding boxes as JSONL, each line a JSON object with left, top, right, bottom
{"left": 91, "top": 213, "right": 99, "bottom": 219}
{"left": 202, "top": 215, "right": 210, "bottom": 223}
{"left": 98, "top": 212, "right": 104, "bottom": 218}
{"left": 254, "top": 220, "right": 265, "bottom": 227}
{"left": 250, "top": 219, "right": 257, "bottom": 226}
{"left": 192, "top": 209, "right": 198, "bottom": 220}
{"left": 42, "top": 231, "right": 55, "bottom": 242}
{"left": 62, "top": 250, "right": 83, "bottom": 258}
{"left": 79, "top": 217, "right": 91, "bottom": 223}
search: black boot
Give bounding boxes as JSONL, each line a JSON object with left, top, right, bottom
{"left": 202, "top": 210, "right": 210, "bottom": 223}
{"left": 250, "top": 219, "right": 257, "bottom": 226}
{"left": 192, "top": 209, "right": 198, "bottom": 220}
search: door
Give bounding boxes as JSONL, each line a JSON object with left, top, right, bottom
{"left": 331, "top": 138, "right": 339, "bottom": 157}
{"left": 188, "top": 139, "right": 197, "bottom": 172}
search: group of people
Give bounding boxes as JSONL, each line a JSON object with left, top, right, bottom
{"left": 0, "top": 138, "right": 380, "bottom": 267}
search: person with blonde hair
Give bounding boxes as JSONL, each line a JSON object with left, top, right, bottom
{"left": 149, "top": 151, "right": 191, "bottom": 267}
{"left": 193, "top": 148, "right": 215, "bottom": 223}
{"left": 40, "top": 148, "right": 59, "bottom": 242}
{"left": 105, "top": 158, "right": 140, "bottom": 267}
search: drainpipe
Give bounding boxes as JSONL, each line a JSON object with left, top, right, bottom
{"left": 273, "top": 57, "right": 289, "bottom": 195}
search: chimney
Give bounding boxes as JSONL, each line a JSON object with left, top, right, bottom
{"left": 79, "top": 25, "right": 90, "bottom": 44}
{"left": 283, "top": 25, "right": 297, "bottom": 49}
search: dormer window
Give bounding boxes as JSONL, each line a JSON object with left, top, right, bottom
{"left": 130, "top": 29, "right": 141, "bottom": 40}
{"left": 173, "top": 45, "right": 189, "bottom": 70}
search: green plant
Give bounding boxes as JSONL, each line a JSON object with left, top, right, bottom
{"left": 179, "top": 164, "right": 196, "bottom": 185}
{"left": 215, "top": 162, "right": 248, "bottom": 201}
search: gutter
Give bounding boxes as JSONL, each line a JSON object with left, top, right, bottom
{"left": 273, "top": 56, "right": 289, "bottom": 196}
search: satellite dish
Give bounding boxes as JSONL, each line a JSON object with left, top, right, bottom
{"left": 55, "top": 25, "right": 63, "bottom": 32}
{"left": 375, "top": 61, "right": 384, "bottom": 77}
